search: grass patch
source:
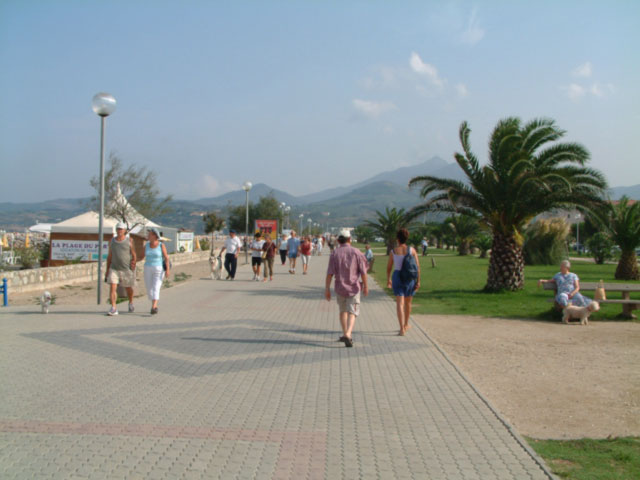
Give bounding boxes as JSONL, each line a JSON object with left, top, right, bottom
{"left": 528, "top": 437, "right": 640, "bottom": 479}
{"left": 173, "top": 272, "right": 192, "bottom": 283}
{"left": 365, "top": 250, "right": 638, "bottom": 320}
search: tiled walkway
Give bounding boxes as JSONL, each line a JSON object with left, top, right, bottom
{"left": 0, "top": 255, "right": 553, "bottom": 479}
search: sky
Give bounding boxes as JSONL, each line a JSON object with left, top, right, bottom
{"left": 1, "top": 0, "right": 639, "bottom": 203}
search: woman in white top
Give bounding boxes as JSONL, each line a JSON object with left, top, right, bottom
{"left": 386, "top": 228, "right": 420, "bottom": 336}
{"left": 278, "top": 235, "right": 289, "bottom": 266}
{"left": 250, "top": 232, "right": 266, "bottom": 281}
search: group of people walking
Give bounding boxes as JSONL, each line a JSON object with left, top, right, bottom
{"left": 104, "top": 224, "right": 422, "bottom": 348}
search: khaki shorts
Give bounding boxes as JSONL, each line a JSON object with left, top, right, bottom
{"left": 107, "top": 268, "right": 135, "bottom": 288}
{"left": 336, "top": 293, "right": 361, "bottom": 316}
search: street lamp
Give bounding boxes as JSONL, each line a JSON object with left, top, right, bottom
{"left": 242, "top": 181, "right": 252, "bottom": 264}
{"left": 307, "top": 218, "right": 312, "bottom": 235}
{"left": 285, "top": 206, "right": 291, "bottom": 229}
{"left": 92, "top": 92, "right": 116, "bottom": 305}
{"left": 299, "top": 214, "right": 304, "bottom": 234}
{"left": 279, "top": 202, "right": 286, "bottom": 233}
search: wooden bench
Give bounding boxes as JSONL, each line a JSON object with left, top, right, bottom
{"left": 542, "top": 281, "right": 640, "bottom": 319}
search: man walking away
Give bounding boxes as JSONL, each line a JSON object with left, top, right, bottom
{"left": 421, "top": 238, "right": 428, "bottom": 256}
{"left": 219, "top": 229, "right": 243, "bottom": 280}
{"left": 105, "top": 222, "right": 136, "bottom": 316}
{"left": 287, "top": 230, "right": 300, "bottom": 274}
{"left": 325, "top": 229, "right": 369, "bottom": 347}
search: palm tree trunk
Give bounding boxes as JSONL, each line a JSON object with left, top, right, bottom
{"left": 615, "top": 249, "right": 639, "bottom": 280}
{"left": 486, "top": 233, "right": 525, "bottom": 291}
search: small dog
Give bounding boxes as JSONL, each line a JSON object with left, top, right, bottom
{"left": 209, "top": 255, "right": 223, "bottom": 280}
{"left": 40, "top": 291, "right": 52, "bottom": 314}
{"left": 562, "top": 301, "right": 600, "bottom": 325}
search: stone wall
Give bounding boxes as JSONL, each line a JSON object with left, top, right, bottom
{"left": 1, "top": 250, "right": 213, "bottom": 294}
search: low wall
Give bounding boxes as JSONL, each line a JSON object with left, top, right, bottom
{"left": 1, "top": 250, "right": 212, "bottom": 295}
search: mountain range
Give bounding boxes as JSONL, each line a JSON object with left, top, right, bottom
{"left": 1, "top": 156, "right": 639, "bottom": 232}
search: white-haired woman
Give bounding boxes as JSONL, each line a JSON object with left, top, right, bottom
{"left": 538, "top": 260, "right": 591, "bottom": 307}
{"left": 139, "top": 227, "right": 170, "bottom": 314}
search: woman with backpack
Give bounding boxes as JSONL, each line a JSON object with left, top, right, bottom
{"left": 386, "top": 228, "right": 420, "bottom": 336}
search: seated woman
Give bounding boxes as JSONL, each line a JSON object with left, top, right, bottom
{"left": 538, "top": 259, "right": 591, "bottom": 307}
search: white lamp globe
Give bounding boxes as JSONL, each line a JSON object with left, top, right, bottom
{"left": 92, "top": 92, "right": 116, "bottom": 117}
{"left": 242, "top": 181, "right": 253, "bottom": 192}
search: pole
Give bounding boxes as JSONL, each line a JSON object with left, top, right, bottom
{"left": 2, "top": 278, "right": 7, "bottom": 307}
{"left": 97, "top": 116, "right": 106, "bottom": 305}
{"left": 576, "top": 215, "right": 580, "bottom": 254}
{"left": 244, "top": 189, "right": 249, "bottom": 264}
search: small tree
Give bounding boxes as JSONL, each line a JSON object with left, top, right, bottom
{"left": 447, "top": 214, "right": 480, "bottom": 256}
{"left": 364, "top": 207, "right": 415, "bottom": 255}
{"left": 586, "top": 232, "right": 614, "bottom": 265}
{"left": 203, "top": 211, "right": 225, "bottom": 253}
{"left": 89, "top": 153, "right": 173, "bottom": 231}
{"left": 474, "top": 234, "right": 492, "bottom": 259}
{"left": 353, "top": 225, "right": 374, "bottom": 243}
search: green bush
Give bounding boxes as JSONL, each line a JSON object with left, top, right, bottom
{"left": 523, "top": 218, "right": 569, "bottom": 265}
{"left": 474, "top": 234, "right": 492, "bottom": 258}
{"left": 199, "top": 238, "right": 210, "bottom": 252}
{"left": 587, "top": 232, "right": 614, "bottom": 264}
{"left": 16, "top": 247, "right": 41, "bottom": 269}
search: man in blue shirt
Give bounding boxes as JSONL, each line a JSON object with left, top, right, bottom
{"left": 286, "top": 230, "right": 301, "bottom": 274}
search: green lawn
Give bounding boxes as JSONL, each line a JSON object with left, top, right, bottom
{"left": 359, "top": 246, "right": 638, "bottom": 321}
{"left": 527, "top": 437, "right": 640, "bottom": 479}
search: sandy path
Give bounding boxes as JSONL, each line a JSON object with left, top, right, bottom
{"left": 414, "top": 314, "right": 640, "bottom": 439}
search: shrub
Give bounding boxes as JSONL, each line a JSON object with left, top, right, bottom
{"left": 587, "top": 232, "right": 614, "bottom": 264}
{"left": 16, "top": 247, "right": 41, "bottom": 269}
{"left": 199, "top": 238, "right": 210, "bottom": 252}
{"left": 474, "top": 234, "right": 492, "bottom": 258}
{"left": 523, "top": 219, "right": 569, "bottom": 265}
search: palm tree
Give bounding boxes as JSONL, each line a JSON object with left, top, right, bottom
{"left": 364, "top": 207, "right": 414, "bottom": 255}
{"left": 609, "top": 197, "right": 640, "bottom": 280}
{"left": 447, "top": 214, "right": 480, "bottom": 255}
{"left": 409, "top": 118, "right": 608, "bottom": 291}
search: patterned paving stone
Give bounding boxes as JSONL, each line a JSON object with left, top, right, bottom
{"left": 0, "top": 255, "right": 553, "bottom": 479}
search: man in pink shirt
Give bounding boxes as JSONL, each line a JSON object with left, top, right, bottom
{"left": 325, "top": 229, "right": 369, "bottom": 347}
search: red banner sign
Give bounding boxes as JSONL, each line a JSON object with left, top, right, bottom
{"left": 255, "top": 219, "right": 278, "bottom": 235}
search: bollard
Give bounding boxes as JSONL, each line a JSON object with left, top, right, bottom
{"left": 1, "top": 278, "right": 7, "bottom": 307}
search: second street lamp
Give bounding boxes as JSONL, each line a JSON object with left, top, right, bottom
{"left": 242, "top": 181, "right": 252, "bottom": 264}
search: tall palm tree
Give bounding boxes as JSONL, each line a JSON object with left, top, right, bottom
{"left": 609, "top": 197, "right": 640, "bottom": 280}
{"left": 364, "top": 207, "right": 414, "bottom": 255}
{"left": 409, "top": 118, "right": 608, "bottom": 291}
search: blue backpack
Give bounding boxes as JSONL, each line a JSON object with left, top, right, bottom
{"left": 399, "top": 248, "right": 419, "bottom": 283}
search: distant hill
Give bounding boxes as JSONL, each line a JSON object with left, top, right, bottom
{"left": 197, "top": 183, "right": 298, "bottom": 206}
{"left": 610, "top": 184, "right": 640, "bottom": 200}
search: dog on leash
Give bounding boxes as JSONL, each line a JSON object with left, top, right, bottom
{"left": 562, "top": 301, "right": 600, "bottom": 325}
{"left": 209, "top": 255, "right": 223, "bottom": 280}
{"left": 40, "top": 291, "right": 52, "bottom": 314}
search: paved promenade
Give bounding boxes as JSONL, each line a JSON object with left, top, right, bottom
{"left": 1, "top": 255, "right": 553, "bottom": 479}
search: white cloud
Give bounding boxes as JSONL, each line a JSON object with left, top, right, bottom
{"left": 572, "top": 61, "right": 592, "bottom": 78}
{"left": 567, "top": 83, "right": 587, "bottom": 101}
{"left": 460, "top": 8, "right": 485, "bottom": 45}
{"left": 455, "top": 83, "right": 469, "bottom": 98}
{"left": 590, "top": 83, "right": 603, "bottom": 97}
{"left": 352, "top": 99, "right": 396, "bottom": 118}
{"left": 409, "top": 52, "right": 444, "bottom": 88}
{"left": 185, "top": 175, "right": 239, "bottom": 198}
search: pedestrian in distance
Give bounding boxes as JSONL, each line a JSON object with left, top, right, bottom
{"left": 299, "top": 236, "right": 312, "bottom": 274}
{"left": 278, "top": 234, "right": 288, "bottom": 266}
{"left": 287, "top": 230, "right": 301, "bottom": 274}
{"left": 387, "top": 228, "right": 421, "bottom": 335}
{"left": 316, "top": 235, "right": 323, "bottom": 256}
{"left": 421, "top": 237, "right": 429, "bottom": 256}
{"left": 250, "top": 232, "right": 265, "bottom": 281}
{"left": 261, "top": 234, "right": 277, "bottom": 281}
{"left": 325, "top": 228, "right": 369, "bottom": 347}
{"left": 139, "top": 227, "right": 170, "bottom": 315}
{"left": 364, "top": 243, "right": 374, "bottom": 273}
{"left": 105, "top": 222, "right": 137, "bottom": 316}
{"left": 219, "top": 229, "right": 243, "bottom": 280}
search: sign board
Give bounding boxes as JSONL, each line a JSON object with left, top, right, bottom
{"left": 51, "top": 239, "right": 109, "bottom": 261}
{"left": 178, "top": 231, "right": 194, "bottom": 241}
{"left": 255, "top": 219, "right": 278, "bottom": 235}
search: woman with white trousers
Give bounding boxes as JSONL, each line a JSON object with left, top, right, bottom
{"left": 140, "top": 227, "right": 170, "bottom": 314}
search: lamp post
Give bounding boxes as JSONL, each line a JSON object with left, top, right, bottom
{"left": 576, "top": 213, "right": 582, "bottom": 254}
{"left": 92, "top": 92, "right": 116, "bottom": 305}
{"left": 307, "top": 218, "right": 312, "bottom": 235}
{"left": 280, "top": 202, "right": 286, "bottom": 233}
{"left": 242, "top": 181, "right": 252, "bottom": 264}
{"left": 299, "top": 214, "right": 304, "bottom": 234}
{"left": 285, "top": 206, "right": 291, "bottom": 229}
